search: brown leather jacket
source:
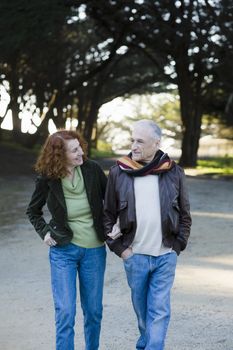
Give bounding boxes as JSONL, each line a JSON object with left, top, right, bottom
{"left": 103, "top": 163, "right": 191, "bottom": 257}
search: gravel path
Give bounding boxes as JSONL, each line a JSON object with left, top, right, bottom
{"left": 0, "top": 174, "right": 232, "bottom": 350}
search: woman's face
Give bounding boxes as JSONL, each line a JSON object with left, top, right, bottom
{"left": 65, "top": 138, "right": 84, "bottom": 168}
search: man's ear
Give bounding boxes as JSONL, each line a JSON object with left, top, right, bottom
{"left": 154, "top": 138, "right": 160, "bottom": 149}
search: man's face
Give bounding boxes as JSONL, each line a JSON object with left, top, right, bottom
{"left": 131, "top": 126, "right": 160, "bottom": 163}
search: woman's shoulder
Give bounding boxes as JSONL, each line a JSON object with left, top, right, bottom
{"left": 35, "top": 174, "right": 57, "bottom": 186}
{"left": 35, "top": 173, "right": 48, "bottom": 182}
{"left": 82, "top": 158, "right": 102, "bottom": 170}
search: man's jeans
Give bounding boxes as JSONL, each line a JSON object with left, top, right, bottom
{"left": 49, "top": 243, "right": 106, "bottom": 350}
{"left": 123, "top": 252, "right": 177, "bottom": 350}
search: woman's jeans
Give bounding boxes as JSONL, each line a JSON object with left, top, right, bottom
{"left": 49, "top": 243, "right": 106, "bottom": 350}
{"left": 123, "top": 252, "right": 177, "bottom": 350}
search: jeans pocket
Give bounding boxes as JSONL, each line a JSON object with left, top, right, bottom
{"left": 169, "top": 251, "right": 178, "bottom": 266}
{"left": 123, "top": 253, "right": 134, "bottom": 262}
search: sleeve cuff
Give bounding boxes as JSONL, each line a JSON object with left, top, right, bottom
{"left": 172, "top": 239, "right": 181, "bottom": 256}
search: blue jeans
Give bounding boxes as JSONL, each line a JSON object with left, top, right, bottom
{"left": 123, "top": 252, "right": 177, "bottom": 350}
{"left": 49, "top": 243, "right": 106, "bottom": 350}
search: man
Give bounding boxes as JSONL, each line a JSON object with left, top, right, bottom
{"left": 104, "top": 119, "right": 191, "bottom": 350}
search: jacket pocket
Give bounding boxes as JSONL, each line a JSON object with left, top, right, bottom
{"left": 118, "top": 201, "right": 127, "bottom": 210}
{"left": 117, "top": 201, "right": 128, "bottom": 231}
{"left": 169, "top": 198, "right": 180, "bottom": 233}
{"left": 172, "top": 199, "right": 180, "bottom": 212}
{"left": 48, "top": 223, "right": 72, "bottom": 245}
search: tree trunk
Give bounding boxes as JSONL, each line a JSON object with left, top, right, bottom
{"left": 54, "top": 105, "right": 66, "bottom": 129}
{"left": 7, "top": 71, "right": 22, "bottom": 144}
{"left": 92, "top": 122, "right": 98, "bottom": 149}
{"left": 77, "top": 84, "right": 103, "bottom": 156}
{"left": 176, "top": 59, "right": 203, "bottom": 167}
{"left": 83, "top": 103, "right": 100, "bottom": 156}
{"left": 10, "top": 96, "right": 22, "bottom": 143}
{"left": 77, "top": 94, "right": 90, "bottom": 135}
{"left": 178, "top": 91, "right": 202, "bottom": 167}
{"left": 179, "top": 120, "right": 201, "bottom": 167}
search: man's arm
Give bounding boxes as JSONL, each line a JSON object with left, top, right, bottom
{"left": 103, "top": 167, "right": 128, "bottom": 257}
{"left": 174, "top": 168, "right": 192, "bottom": 253}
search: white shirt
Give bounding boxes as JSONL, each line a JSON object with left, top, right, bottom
{"left": 132, "top": 175, "right": 171, "bottom": 256}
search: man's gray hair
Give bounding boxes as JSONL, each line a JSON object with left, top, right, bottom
{"left": 133, "top": 119, "right": 162, "bottom": 140}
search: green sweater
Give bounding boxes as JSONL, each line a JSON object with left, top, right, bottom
{"left": 62, "top": 167, "right": 104, "bottom": 248}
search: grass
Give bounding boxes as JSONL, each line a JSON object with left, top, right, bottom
{"left": 1, "top": 140, "right": 39, "bottom": 155}
{"left": 197, "top": 157, "right": 233, "bottom": 174}
{"left": 1, "top": 141, "right": 116, "bottom": 158}
{"left": 1, "top": 140, "right": 232, "bottom": 177}
{"left": 185, "top": 156, "right": 233, "bottom": 177}
{"left": 90, "top": 148, "right": 115, "bottom": 158}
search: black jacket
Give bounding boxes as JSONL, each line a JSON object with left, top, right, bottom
{"left": 103, "top": 163, "right": 191, "bottom": 257}
{"left": 26, "top": 160, "right": 107, "bottom": 245}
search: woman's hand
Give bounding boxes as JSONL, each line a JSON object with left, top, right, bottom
{"left": 44, "top": 232, "right": 57, "bottom": 247}
{"left": 121, "top": 248, "right": 133, "bottom": 260}
{"left": 107, "top": 218, "right": 122, "bottom": 240}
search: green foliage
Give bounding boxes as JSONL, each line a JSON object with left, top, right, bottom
{"left": 91, "top": 140, "right": 115, "bottom": 158}
{"left": 96, "top": 139, "right": 113, "bottom": 152}
{"left": 1, "top": 0, "right": 233, "bottom": 167}
{"left": 197, "top": 157, "right": 233, "bottom": 175}
{"left": 81, "top": 0, "right": 233, "bottom": 166}
{"left": 0, "top": 139, "right": 38, "bottom": 155}
{"left": 97, "top": 93, "right": 182, "bottom": 153}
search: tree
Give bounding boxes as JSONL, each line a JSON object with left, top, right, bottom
{"left": 0, "top": 0, "right": 71, "bottom": 142}
{"left": 56, "top": 7, "right": 165, "bottom": 151}
{"left": 97, "top": 93, "right": 182, "bottom": 152}
{"left": 0, "top": 0, "right": 164, "bottom": 150}
{"left": 1, "top": 0, "right": 232, "bottom": 163}
{"left": 78, "top": 0, "right": 233, "bottom": 166}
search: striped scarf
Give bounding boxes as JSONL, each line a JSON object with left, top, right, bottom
{"left": 117, "top": 150, "right": 174, "bottom": 176}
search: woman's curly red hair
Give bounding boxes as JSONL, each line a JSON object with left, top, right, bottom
{"left": 35, "top": 130, "right": 88, "bottom": 178}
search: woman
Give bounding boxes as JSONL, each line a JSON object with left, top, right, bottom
{"left": 26, "top": 130, "right": 107, "bottom": 350}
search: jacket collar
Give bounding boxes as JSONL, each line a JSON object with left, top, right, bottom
{"left": 47, "top": 179, "right": 66, "bottom": 209}
{"left": 80, "top": 160, "right": 94, "bottom": 202}
{"left": 47, "top": 160, "right": 92, "bottom": 209}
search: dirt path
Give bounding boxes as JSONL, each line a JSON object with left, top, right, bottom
{"left": 0, "top": 173, "right": 232, "bottom": 350}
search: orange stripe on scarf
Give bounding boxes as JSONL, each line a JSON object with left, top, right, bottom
{"left": 118, "top": 156, "right": 143, "bottom": 170}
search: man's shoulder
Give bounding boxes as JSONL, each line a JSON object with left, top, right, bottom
{"left": 109, "top": 163, "right": 120, "bottom": 173}
{"left": 171, "top": 161, "right": 184, "bottom": 172}
{"left": 167, "top": 161, "right": 186, "bottom": 180}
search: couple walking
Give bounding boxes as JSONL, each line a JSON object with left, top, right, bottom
{"left": 27, "top": 119, "right": 191, "bottom": 350}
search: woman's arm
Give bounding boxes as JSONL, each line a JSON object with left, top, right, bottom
{"left": 26, "top": 176, "right": 51, "bottom": 240}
